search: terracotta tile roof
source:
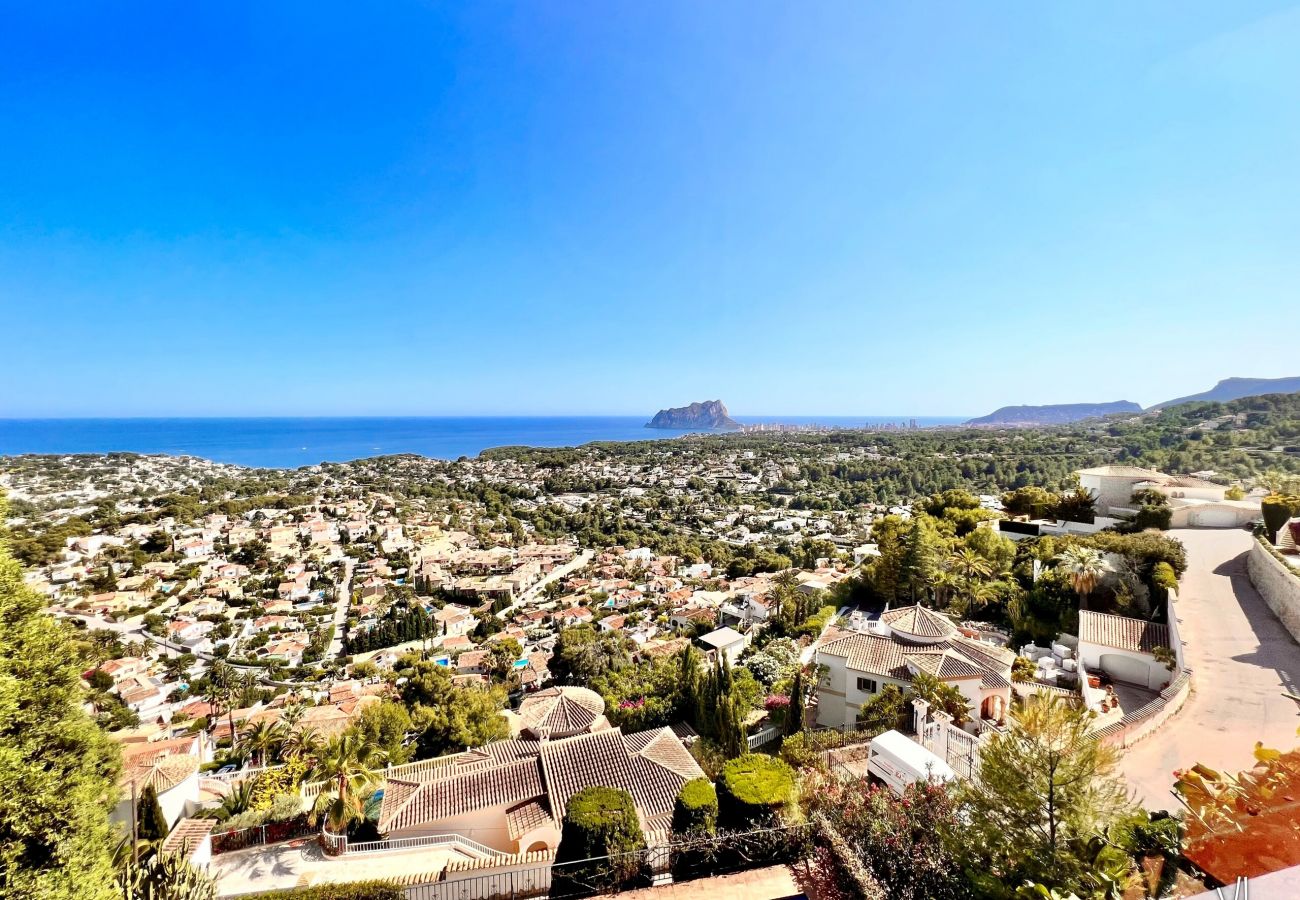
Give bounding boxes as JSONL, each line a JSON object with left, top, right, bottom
{"left": 161, "top": 818, "right": 216, "bottom": 859}
{"left": 379, "top": 725, "right": 702, "bottom": 836}
{"left": 817, "top": 632, "right": 913, "bottom": 679}
{"left": 906, "top": 650, "right": 984, "bottom": 680}
{"left": 1079, "top": 610, "right": 1169, "bottom": 654}
{"left": 122, "top": 753, "right": 198, "bottom": 795}
{"left": 881, "top": 605, "right": 959, "bottom": 640}
{"left": 378, "top": 757, "right": 544, "bottom": 832}
{"left": 818, "top": 630, "right": 1014, "bottom": 690}
{"left": 505, "top": 799, "right": 554, "bottom": 839}
{"left": 518, "top": 687, "right": 606, "bottom": 739}
{"left": 630, "top": 727, "right": 704, "bottom": 782}
{"left": 539, "top": 727, "right": 703, "bottom": 822}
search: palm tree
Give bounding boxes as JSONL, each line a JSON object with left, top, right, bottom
{"left": 931, "top": 569, "right": 961, "bottom": 610}
{"left": 280, "top": 701, "right": 306, "bottom": 733}
{"left": 201, "top": 780, "right": 256, "bottom": 822}
{"left": 309, "top": 733, "right": 386, "bottom": 836}
{"left": 281, "top": 725, "right": 323, "bottom": 762}
{"left": 1057, "top": 546, "right": 1108, "bottom": 608}
{"left": 947, "top": 548, "right": 993, "bottom": 583}
{"left": 204, "top": 660, "right": 237, "bottom": 746}
{"left": 909, "top": 671, "right": 970, "bottom": 726}
{"left": 958, "top": 580, "right": 998, "bottom": 617}
{"left": 238, "top": 720, "right": 284, "bottom": 769}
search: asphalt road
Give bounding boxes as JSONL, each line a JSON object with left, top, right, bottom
{"left": 1119, "top": 528, "right": 1300, "bottom": 809}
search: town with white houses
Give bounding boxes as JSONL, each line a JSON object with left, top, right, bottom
{"left": 4, "top": 400, "right": 1300, "bottom": 900}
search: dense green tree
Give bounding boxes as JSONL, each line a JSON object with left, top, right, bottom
{"left": 909, "top": 672, "right": 969, "bottom": 726}
{"left": 551, "top": 625, "right": 632, "bottom": 684}
{"left": 348, "top": 700, "right": 414, "bottom": 765}
{"left": 856, "top": 684, "right": 911, "bottom": 734}
{"left": 1001, "top": 486, "right": 1058, "bottom": 519}
{"left": 952, "top": 696, "right": 1132, "bottom": 898}
{"left": 135, "top": 784, "right": 169, "bottom": 844}
{"left": 809, "top": 777, "right": 970, "bottom": 900}
{"left": 671, "top": 778, "right": 718, "bottom": 836}
{"left": 0, "top": 496, "right": 122, "bottom": 900}
{"left": 717, "top": 754, "right": 795, "bottom": 830}
{"left": 397, "top": 658, "right": 509, "bottom": 757}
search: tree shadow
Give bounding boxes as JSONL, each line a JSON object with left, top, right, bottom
{"left": 1209, "top": 551, "right": 1300, "bottom": 699}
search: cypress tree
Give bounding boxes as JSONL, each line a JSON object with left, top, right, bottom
{"left": 785, "top": 668, "right": 805, "bottom": 736}
{"left": 136, "top": 783, "right": 169, "bottom": 843}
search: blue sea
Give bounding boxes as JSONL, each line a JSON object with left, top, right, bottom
{"left": 0, "top": 416, "right": 965, "bottom": 469}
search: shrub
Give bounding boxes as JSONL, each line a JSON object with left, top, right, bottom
{"left": 552, "top": 786, "right": 648, "bottom": 897}
{"left": 222, "top": 808, "right": 269, "bottom": 831}
{"left": 267, "top": 793, "right": 306, "bottom": 823}
{"left": 718, "top": 754, "right": 795, "bottom": 829}
{"left": 672, "top": 778, "right": 718, "bottom": 836}
{"left": 779, "top": 731, "right": 829, "bottom": 769}
{"left": 1262, "top": 494, "right": 1300, "bottom": 544}
{"left": 797, "top": 605, "right": 838, "bottom": 638}
{"left": 241, "top": 882, "right": 403, "bottom": 900}
{"left": 1011, "top": 656, "right": 1037, "bottom": 682}
{"left": 248, "top": 756, "right": 309, "bottom": 811}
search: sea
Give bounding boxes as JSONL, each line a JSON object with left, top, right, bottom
{"left": 0, "top": 416, "right": 966, "bottom": 469}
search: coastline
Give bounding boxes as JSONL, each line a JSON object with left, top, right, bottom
{"left": 0, "top": 415, "right": 966, "bottom": 469}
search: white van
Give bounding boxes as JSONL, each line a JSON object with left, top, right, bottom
{"left": 866, "top": 729, "right": 956, "bottom": 795}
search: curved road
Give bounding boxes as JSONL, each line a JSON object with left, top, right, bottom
{"left": 1120, "top": 528, "right": 1300, "bottom": 809}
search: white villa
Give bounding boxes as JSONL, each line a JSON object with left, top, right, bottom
{"left": 1076, "top": 465, "right": 1259, "bottom": 528}
{"left": 1076, "top": 609, "right": 1174, "bottom": 692}
{"left": 814, "top": 605, "right": 1015, "bottom": 731}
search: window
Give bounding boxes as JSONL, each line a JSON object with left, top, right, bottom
{"left": 856, "top": 677, "right": 878, "bottom": 693}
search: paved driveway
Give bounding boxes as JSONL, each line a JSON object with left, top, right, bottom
{"left": 1119, "top": 528, "right": 1300, "bottom": 809}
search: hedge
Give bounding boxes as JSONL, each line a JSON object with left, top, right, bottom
{"left": 718, "top": 754, "right": 795, "bottom": 829}
{"left": 672, "top": 778, "right": 718, "bottom": 836}
{"left": 1262, "top": 495, "right": 1300, "bottom": 544}
{"left": 239, "top": 881, "right": 403, "bottom": 900}
{"left": 552, "top": 787, "right": 648, "bottom": 897}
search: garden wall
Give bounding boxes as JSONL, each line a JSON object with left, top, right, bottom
{"left": 1247, "top": 538, "right": 1300, "bottom": 644}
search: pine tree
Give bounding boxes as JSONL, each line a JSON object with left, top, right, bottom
{"left": 0, "top": 496, "right": 121, "bottom": 899}
{"left": 135, "top": 784, "right": 169, "bottom": 844}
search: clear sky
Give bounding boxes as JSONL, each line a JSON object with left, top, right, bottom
{"left": 2, "top": 2, "right": 1298, "bottom": 418}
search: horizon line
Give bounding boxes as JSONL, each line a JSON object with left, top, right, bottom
{"left": 0, "top": 412, "right": 974, "bottom": 421}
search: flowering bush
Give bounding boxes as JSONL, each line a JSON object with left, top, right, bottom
{"left": 806, "top": 776, "right": 966, "bottom": 900}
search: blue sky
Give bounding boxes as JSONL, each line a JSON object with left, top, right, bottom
{"left": 2, "top": 2, "right": 1298, "bottom": 417}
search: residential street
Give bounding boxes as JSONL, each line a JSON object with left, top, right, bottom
{"left": 496, "top": 548, "right": 594, "bottom": 618}
{"left": 325, "top": 556, "right": 355, "bottom": 660}
{"left": 1119, "top": 528, "right": 1300, "bottom": 809}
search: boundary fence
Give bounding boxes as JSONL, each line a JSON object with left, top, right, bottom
{"left": 401, "top": 824, "right": 813, "bottom": 900}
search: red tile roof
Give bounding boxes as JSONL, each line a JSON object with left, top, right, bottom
{"left": 1078, "top": 610, "right": 1169, "bottom": 654}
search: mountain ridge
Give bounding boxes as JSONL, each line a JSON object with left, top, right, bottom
{"left": 966, "top": 401, "right": 1141, "bottom": 426}
{"left": 1150, "top": 376, "right": 1300, "bottom": 410}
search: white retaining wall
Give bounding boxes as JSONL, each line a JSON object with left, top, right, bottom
{"left": 1247, "top": 539, "right": 1300, "bottom": 644}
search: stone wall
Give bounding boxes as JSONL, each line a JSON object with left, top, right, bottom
{"left": 1248, "top": 538, "right": 1300, "bottom": 644}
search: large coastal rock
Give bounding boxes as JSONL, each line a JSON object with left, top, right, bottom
{"left": 646, "top": 400, "right": 740, "bottom": 430}
{"left": 966, "top": 401, "right": 1140, "bottom": 426}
